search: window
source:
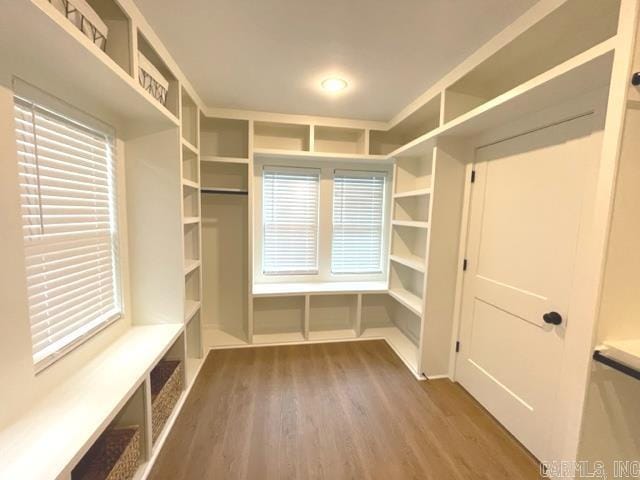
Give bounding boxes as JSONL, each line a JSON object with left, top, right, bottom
{"left": 332, "top": 171, "right": 386, "bottom": 274}
{"left": 14, "top": 96, "right": 121, "bottom": 370}
{"left": 262, "top": 167, "right": 320, "bottom": 275}
{"left": 256, "top": 161, "right": 390, "bottom": 283}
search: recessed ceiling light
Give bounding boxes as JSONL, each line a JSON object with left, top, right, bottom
{"left": 321, "top": 77, "right": 348, "bottom": 92}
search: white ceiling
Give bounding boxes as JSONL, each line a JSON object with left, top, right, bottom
{"left": 134, "top": 0, "right": 539, "bottom": 122}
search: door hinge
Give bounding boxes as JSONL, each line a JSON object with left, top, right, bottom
{"left": 470, "top": 170, "right": 476, "bottom": 183}
{"left": 456, "top": 341, "right": 460, "bottom": 353}
{"left": 463, "top": 259, "right": 468, "bottom": 271}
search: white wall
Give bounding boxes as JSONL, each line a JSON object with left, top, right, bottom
{"left": 0, "top": 74, "right": 132, "bottom": 429}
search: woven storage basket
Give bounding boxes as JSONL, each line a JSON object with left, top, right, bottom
{"left": 151, "top": 359, "right": 183, "bottom": 443}
{"left": 72, "top": 426, "right": 140, "bottom": 480}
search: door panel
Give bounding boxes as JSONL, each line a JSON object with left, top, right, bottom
{"left": 457, "top": 114, "right": 598, "bottom": 461}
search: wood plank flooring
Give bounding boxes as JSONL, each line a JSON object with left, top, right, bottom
{"left": 149, "top": 340, "right": 542, "bottom": 479}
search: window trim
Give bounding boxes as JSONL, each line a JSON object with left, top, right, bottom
{"left": 13, "top": 84, "right": 123, "bottom": 374}
{"left": 253, "top": 157, "right": 392, "bottom": 285}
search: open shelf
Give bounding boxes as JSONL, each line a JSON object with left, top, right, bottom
{"left": 182, "top": 143, "right": 199, "bottom": 186}
{"left": 185, "top": 313, "right": 203, "bottom": 384}
{"left": 184, "top": 259, "right": 200, "bottom": 276}
{"left": 389, "top": 254, "right": 425, "bottom": 273}
{"left": 254, "top": 121, "right": 310, "bottom": 151}
{"left": 309, "top": 295, "right": 358, "bottom": 337}
{"left": 0, "top": 1, "right": 179, "bottom": 139}
{"left": 313, "top": 125, "right": 366, "bottom": 154}
{"left": 183, "top": 216, "right": 200, "bottom": 225}
{"left": 181, "top": 88, "right": 198, "bottom": 147}
{"left": 395, "top": 154, "right": 433, "bottom": 191}
{"left": 183, "top": 222, "right": 200, "bottom": 264}
{"left": 370, "top": 94, "right": 441, "bottom": 155}
{"left": 203, "top": 327, "right": 249, "bottom": 348}
{"left": 252, "top": 148, "right": 390, "bottom": 164}
{"left": 183, "top": 184, "right": 200, "bottom": 218}
{"left": 443, "top": 0, "right": 619, "bottom": 123}
{"left": 200, "top": 116, "right": 249, "bottom": 159}
{"left": 391, "top": 224, "right": 427, "bottom": 266}
{"left": 185, "top": 266, "right": 201, "bottom": 304}
{"left": 389, "top": 262, "right": 424, "bottom": 316}
{"left": 252, "top": 281, "right": 387, "bottom": 297}
{"left": 391, "top": 39, "right": 616, "bottom": 158}
{"left": 394, "top": 188, "right": 431, "bottom": 199}
{"left": 361, "top": 326, "right": 419, "bottom": 373}
{"left": 201, "top": 160, "right": 248, "bottom": 191}
{"left": 137, "top": 30, "right": 179, "bottom": 118}
{"left": 184, "top": 300, "right": 201, "bottom": 323}
{"left": 252, "top": 296, "right": 305, "bottom": 343}
{"left": 394, "top": 195, "right": 430, "bottom": 223}
{"left": 392, "top": 220, "right": 429, "bottom": 229}
{"left": 201, "top": 155, "right": 249, "bottom": 165}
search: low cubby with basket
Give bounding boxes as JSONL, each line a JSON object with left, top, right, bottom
{"left": 150, "top": 359, "right": 184, "bottom": 443}
{"left": 72, "top": 426, "right": 141, "bottom": 480}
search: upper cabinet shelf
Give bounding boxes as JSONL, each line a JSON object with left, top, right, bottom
{"left": 201, "top": 116, "right": 249, "bottom": 159}
{"left": 0, "top": 1, "right": 180, "bottom": 140}
{"left": 442, "top": 0, "right": 619, "bottom": 123}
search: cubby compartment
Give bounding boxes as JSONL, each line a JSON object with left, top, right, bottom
{"left": 389, "top": 262, "right": 424, "bottom": 316}
{"left": 150, "top": 336, "right": 185, "bottom": 444}
{"left": 181, "top": 88, "right": 198, "bottom": 147}
{"left": 79, "top": 0, "right": 132, "bottom": 75}
{"left": 394, "top": 195, "right": 430, "bottom": 223}
{"left": 395, "top": 155, "right": 433, "bottom": 193}
{"left": 182, "top": 184, "right": 200, "bottom": 218}
{"left": 201, "top": 191, "right": 249, "bottom": 343}
{"left": 309, "top": 295, "right": 358, "bottom": 340}
{"left": 254, "top": 122, "right": 310, "bottom": 151}
{"left": 369, "top": 94, "right": 441, "bottom": 155}
{"left": 443, "top": 0, "right": 619, "bottom": 122}
{"left": 360, "top": 294, "right": 420, "bottom": 372}
{"left": 72, "top": 383, "right": 146, "bottom": 480}
{"left": 182, "top": 143, "right": 199, "bottom": 185}
{"left": 313, "top": 126, "right": 366, "bottom": 154}
{"left": 183, "top": 222, "right": 200, "bottom": 264}
{"left": 390, "top": 225, "right": 428, "bottom": 271}
{"left": 200, "top": 116, "right": 249, "bottom": 160}
{"left": 201, "top": 161, "right": 248, "bottom": 193}
{"left": 185, "top": 312, "right": 203, "bottom": 384}
{"left": 253, "top": 296, "right": 305, "bottom": 343}
{"left": 185, "top": 266, "right": 201, "bottom": 308}
{"left": 137, "top": 30, "right": 179, "bottom": 116}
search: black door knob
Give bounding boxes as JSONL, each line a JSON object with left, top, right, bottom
{"left": 543, "top": 311, "right": 562, "bottom": 325}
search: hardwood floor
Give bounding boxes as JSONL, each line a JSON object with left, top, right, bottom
{"left": 149, "top": 340, "right": 542, "bottom": 480}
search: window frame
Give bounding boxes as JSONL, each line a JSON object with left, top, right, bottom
{"left": 13, "top": 84, "right": 123, "bottom": 373}
{"left": 253, "top": 157, "right": 392, "bottom": 284}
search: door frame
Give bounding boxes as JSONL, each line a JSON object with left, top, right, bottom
{"left": 447, "top": 71, "right": 632, "bottom": 464}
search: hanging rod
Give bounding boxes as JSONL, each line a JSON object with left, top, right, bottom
{"left": 593, "top": 350, "right": 640, "bottom": 381}
{"left": 200, "top": 188, "right": 248, "bottom": 195}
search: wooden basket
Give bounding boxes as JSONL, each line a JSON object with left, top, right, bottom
{"left": 151, "top": 359, "right": 183, "bottom": 443}
{"left": 72, "top": 426, "right": 140, "bottom": 480}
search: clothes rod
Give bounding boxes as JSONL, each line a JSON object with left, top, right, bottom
{"left": 593, "top": 350, "right": 640, "bottom": 381}
{"left": 200, "top": 188, "right": 248, "bottom": 195}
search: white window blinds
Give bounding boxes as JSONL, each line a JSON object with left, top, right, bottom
{"left": 332, "top": 170, "right": 386, "bottom": 274}
{"left": 14, "top": 96, "right": 121, "bottom": 369}
{"left": 262, "top": 167, "right": 320, "bottom": 275}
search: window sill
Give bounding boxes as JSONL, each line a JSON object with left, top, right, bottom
{"left": 252, "top": 281, "right": 388, "bottom": 297}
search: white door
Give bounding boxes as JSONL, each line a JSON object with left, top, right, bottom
{"left": 456, "top": 114, "right": 599, "bottom": 461}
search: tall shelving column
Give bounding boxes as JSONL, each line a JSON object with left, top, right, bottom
{"left": 180, "top": 88, "right": 204, "bottom": 384}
